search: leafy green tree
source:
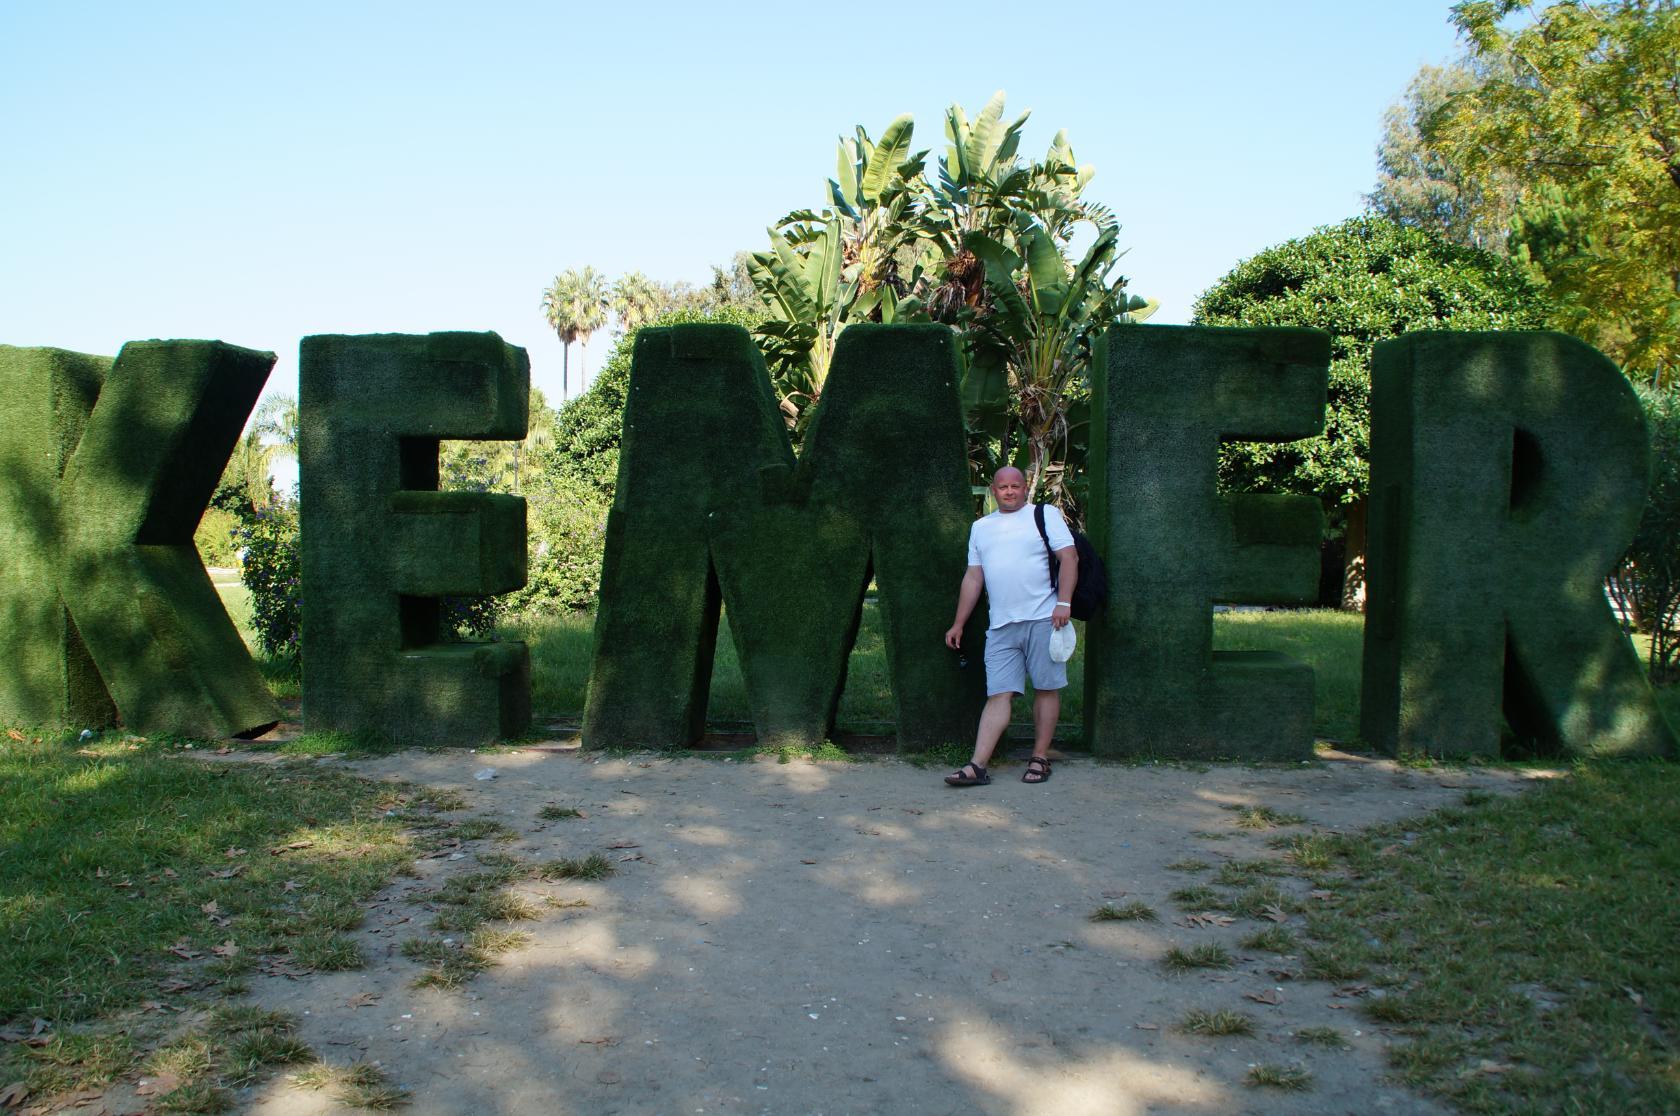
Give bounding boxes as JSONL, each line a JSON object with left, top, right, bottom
{"left": 1425, "top": 0, "right": 1680, "bottom": 385}
{"left": 1369, "top": 61, "right": 1521, "bottom": 252}
{"left": 234, "top": 502, "right": 301, "bottom": 666}
{"left": 965, "top": 221, "right": 1152, "bottom": 505}
{"left": 661, "top": 253, "right": 759, "bottom": 316}
{"left": 1193, "top": 216, "right": 1549, "bottom": 603}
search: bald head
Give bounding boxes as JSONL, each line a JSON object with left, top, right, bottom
{"left": 989, "top": 467, "right": 1029, "bottom": 513}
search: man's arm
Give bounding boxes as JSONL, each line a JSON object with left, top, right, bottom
{"left": 1051, "top": 546, "right": 1077, "bottom": 629}
{"left": 944, "top": 565, "right": 985, "bottom": 649}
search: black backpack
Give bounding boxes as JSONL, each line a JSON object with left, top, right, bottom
{"left": 1033, "top": 503, "right": 1108, "bottom": 621}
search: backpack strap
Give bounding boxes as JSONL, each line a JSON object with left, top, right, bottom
{"left": 1033, "top": 503, "right": 1060, "bottom": 592}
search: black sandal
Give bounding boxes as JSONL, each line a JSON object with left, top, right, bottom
{"left": 944, "top": 763, "right": 990, "bottom": 787}
{"left": 1022, "top": 756, "right": 1053, "bottom": 784}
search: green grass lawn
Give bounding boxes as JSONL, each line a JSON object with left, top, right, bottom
{"left": 512, "top": 605, "right": 1365, "bottom": 738}
{"left": 218, "top": 584, "right": 1672, "bottom": 748}
{"left": 514, "top": 601, "right": 1038, "bottom": 729}
{"left": 0, "top": 732, "right": 462, "bottom": 1103}
{"left": 1298, "top": 761, "right": 1680, "bottom": 1112}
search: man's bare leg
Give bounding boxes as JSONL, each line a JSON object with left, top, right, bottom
{"left": 967, "top": 692, "right": 1016, "bottom": 769}
{"left": 1016, "top": 688, "right": 1061, "bottom": 783}
{"left": 1031, "top": 688, "right": 1061, "bottom": 758}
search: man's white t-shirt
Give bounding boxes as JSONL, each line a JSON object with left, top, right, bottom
{"left": 966, "top": 503, "right": 1075, "bottom": 629}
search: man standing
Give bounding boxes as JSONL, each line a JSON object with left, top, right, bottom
{"left": 943, "top": 466, "right": 1076, "bottom": 786}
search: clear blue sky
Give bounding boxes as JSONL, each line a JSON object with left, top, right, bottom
{"left": 1, "top": 0, "right": 1466, "bottom": 415}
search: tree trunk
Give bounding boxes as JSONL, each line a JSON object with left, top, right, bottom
{"left": 1341, "top": 497, "right": 1368, "bottom": 611}
{"left": 561, "top": 343, "right": 570, "bottom": 401}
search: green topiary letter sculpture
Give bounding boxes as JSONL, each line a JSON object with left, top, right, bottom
{"left": 300, "top": 332, "right": 531, "bottom": 747}
{"left": 1084, "top": 325, "right": 1329, "bottom": 760}
{"left": 585, "top": 323, "right": 983, "bottom": 750}
{"left": 1360, "top": 332, "right": 1677, "bottom": 758}
{"left": 0, "top": 341, "right": 281, "bottom": 737}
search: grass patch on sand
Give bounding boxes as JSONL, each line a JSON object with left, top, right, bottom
{"left": 1178, "top": 1009, "right": 1255, "bottom": 1037}
{"left": 537, "top": 853, "right": 616, "bottom": 882}
{"left": 6, "top": 1003, "right": 316, "bottom": 1111}
{"left": 1245, "top": 1064, "right": 1313, "bottom": 1091}
{"left": 1162, "top": 943, "right": 1232, "bottom": 972}
{"left": 1296, "top": 761, "right": 1680, "bottom": 1113}
{"left": 1224, "top": 804, "right": 1307, "bottom": 830}
{"left": 1090, "top": 901, "right": 1157, "bottom": 922}
{"left": 293, "top": 1059, "right": 410, "bottom": 1109}
{"left": 0, "top": 731, "right": 472, "bottom": 1103}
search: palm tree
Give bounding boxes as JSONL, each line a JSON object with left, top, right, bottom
{"left": 612, "top": 271, "right": 666, "bottom": 334}
{"left": 540, "top": 267, "right": 611, "bottom": 399}
{"left": 222, "top": 393, "right": 298, "bottom": 512}
{"left": 570, "top": 266, "right": 611, "bottom": 390}
{"left": 540, "top": 274, "right": 581, "bottom": 399}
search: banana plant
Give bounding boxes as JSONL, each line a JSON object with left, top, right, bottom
{"left": 964, "top": 218, "right": 1157, "bottom": 505}
{"left": 749, "top": 215, "right": 847, "bottom": 425}
{"left": 748, "top": 116, "right": 930, "bottom": 429}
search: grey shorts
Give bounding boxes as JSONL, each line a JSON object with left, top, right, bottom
{"left": 982, "top": 618, "right": 1067, "bottom": 696}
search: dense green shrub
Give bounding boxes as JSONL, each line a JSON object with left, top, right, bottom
{"left": 194, "top": 506, "right": 241, "bottom": 568}
{"left": 506, "top": 487, "right": 612, "bottom": 614}
{"left": 235, "top": 503, "right": 302, "bottom": 664}
{"left": 1610, "top": 385, "right": 1680, "bottom": 679}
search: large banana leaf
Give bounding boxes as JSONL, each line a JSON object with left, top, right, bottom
{"left": 1023, "top": 228, "right": 1067, "bottom": 318}
{"left": 964, "top": 232, "right": 1031, "bottom": 330}
{"left": 861, "top": 115, "right": 914, "bottom": 202}
{"left": 832, "top": 141, "right": 860, "bottom": 216}
{"left": 963, "top": 92, "right": 1007, "bottom": 183}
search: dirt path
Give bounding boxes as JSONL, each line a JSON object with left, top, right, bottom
{"left": 240, "top": 748, "right": 1544, "bottom": 1115}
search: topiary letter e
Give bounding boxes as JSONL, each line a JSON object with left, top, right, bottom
{"left": 300, "top": 332, "right": 530, "bottom": 747}
{"left": 1361, "top": 331, "right": 1677, "bottom": 758}
{"left": 1084, "top": 325, "right": 1329, "bottom": 760}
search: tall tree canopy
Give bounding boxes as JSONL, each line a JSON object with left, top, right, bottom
{"left": 1369, "top": 61, "right": 1521, "bottom": 252}
{"left": 1408, "top": 0, "right": 1680, "bottom": 385}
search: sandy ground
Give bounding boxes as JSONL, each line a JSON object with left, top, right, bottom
{"left": 228, "top": 746, "right": 1546, "bottom": 1116}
